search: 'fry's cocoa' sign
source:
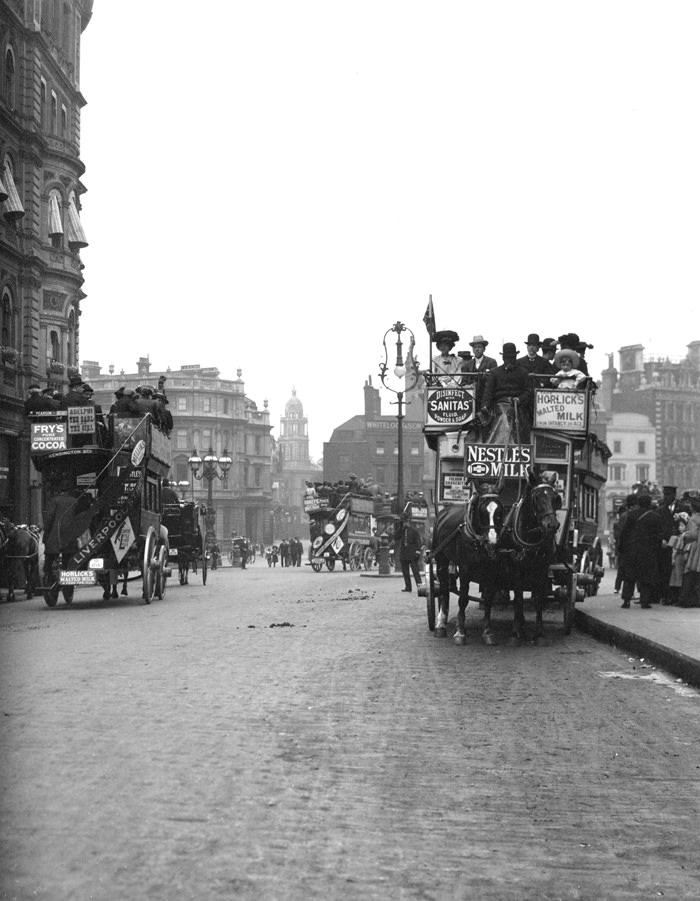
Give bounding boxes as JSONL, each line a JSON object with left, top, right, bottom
{"left": 425, "top": 386, "right": 474, "bottom": 429}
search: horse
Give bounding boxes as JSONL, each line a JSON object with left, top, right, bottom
{"left": 0, "top": 518, "right": 41, "bottom": 602}
{"left": 431, "top": 471, "right": 560, "bottom": 645}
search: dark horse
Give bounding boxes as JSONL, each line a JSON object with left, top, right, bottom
{"left": 0, "top": 517, "right": 41, "bottom": 602}
{"left": 432, "top": 471, "right": 560, "bottom": 645}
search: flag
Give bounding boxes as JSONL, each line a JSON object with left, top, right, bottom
{"left": 423, "top": 294, "right": 436, "bottom": 338}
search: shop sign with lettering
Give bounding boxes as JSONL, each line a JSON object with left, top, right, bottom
{"left": 464, "top": 444, "right": 533, "bottom": 479}
{"left": 425, "top": 386, "right": 474, "bottom": 430}
{"left": 533, "top": 390, "right": 587, "bottom": 433}
{"left": 31, "top": 421, "right": 67, "bottom": 453}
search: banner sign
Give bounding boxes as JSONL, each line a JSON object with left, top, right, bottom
{"left": 67, "top": 405, "right": 96, "bottom": 435}
{"left": 464, "top": 444, "right": 533, "bottom": 479}
{"left": 68, "top": 471, "right": 143, "bottom": 569}
{"left": 31, "top": 420, "right": 67, "bottom": 453}
{"left": 424, "top": 386, "right": 475, "bottom": 431}
{"left": 533, "top": 390, "right": 588, "bottom": 433}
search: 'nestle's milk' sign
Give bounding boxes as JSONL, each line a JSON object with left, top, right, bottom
{"left": 534, "top": 389, "right": 588, "bottom": 434}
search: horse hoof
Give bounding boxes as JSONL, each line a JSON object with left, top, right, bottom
{"left": 434, "top": 627, "right": 447, "bottom": 638}
{"left": 454, "top": 634, "right": 466, "bottom": 646}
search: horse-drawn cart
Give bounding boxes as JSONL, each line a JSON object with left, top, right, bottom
{"left": 305, "top": 491, "right": 376, "bottom": 571}
{"left": 29, "top": 409, "right": 172, "bottom": 607}
{"left": 162, "top": 501, "right": 207, "bottom": 585}
{"left": 420, "top": 369, "right": 609, "bottom": 642}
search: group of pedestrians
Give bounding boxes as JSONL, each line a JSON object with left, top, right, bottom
{"left": 613, "top": 486, "right": 700, "bottom": 609}
{"left": 266, "top": 538, "right": 304, "bottom": 567}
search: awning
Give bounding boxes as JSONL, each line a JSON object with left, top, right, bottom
{"left": 66, "top": 195, "right": 88, "bottom": 249}
{"left": 1, "top": 162, "right": 25, "bottom": 220}
{"left": 0, "top": 173, "right": 7, "bottom": 204}
{"left": 48, "top": 193, "right": 63, "bottom": 236}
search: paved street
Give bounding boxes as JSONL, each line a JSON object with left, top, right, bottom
{"left": 1, "top": 564, "right": 700, "bottom": 901}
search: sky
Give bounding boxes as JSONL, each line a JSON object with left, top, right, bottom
{"left": 77, "top": 1, "right": 700, "bottom": 461}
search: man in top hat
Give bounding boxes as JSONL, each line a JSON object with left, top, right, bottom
{"left": 60, "top": 375, "right": 89, "bottom": 409}
{"left": 517, "top": 333, "right": 555, "bottom": 383}
{"left": 480, "top": 342, "right": 533, "bottom": 441}
{"left": 541, "top": 338, "right": 558, "bottom": 363}
{"left": 575, "top": 340, "right": 593, "bottom": 375}
{"left": 656, "top": 486, "right": 680, "bottom": 605}
{"left": 432, "top": 330, "right": 464, "bottom": 386}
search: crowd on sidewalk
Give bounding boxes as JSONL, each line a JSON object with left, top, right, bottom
{"left": 612, "top": 485, "right": 700, "bottom": 609}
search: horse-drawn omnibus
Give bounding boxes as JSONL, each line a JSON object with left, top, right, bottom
{"left": 29, "top": 407, "right": 172, "bottom": 607}
{"left": 420, "top": 365, "right": 609, "bottom": 643}
{"left": 304, "top": 488, "right": 377, "bottom": 571}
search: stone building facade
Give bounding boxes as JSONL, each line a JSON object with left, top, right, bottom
{"left": 84, "top": 359, "right": 273, "bottom": 548}
{"left": 0, "top": 0, "right": 92, "bottom": 521}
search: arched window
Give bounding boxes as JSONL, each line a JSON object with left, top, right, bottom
{"left": 50, "top": 330, "right": 60, "bottom": 362}
{"left": 4, "top": 47, "right": 15, "bottom": 108}
{"left": 1, "top": 291, "right": 13, "bottom": 347}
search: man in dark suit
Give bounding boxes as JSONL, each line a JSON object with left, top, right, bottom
{"left": 480, "top": 342, "right": 533, "bottom": 441}
{"left": 617, "top": 493, "right": 662, "bottom": 609}
{"left": 25, "top": 384, "right": 59, "bottom": 414}
{"left": 396, "top": 516, "right": 423, "bottom": 593}
{"left": 517, "top": 333, "right": 555, "bottom": 385}
{"left": 656, "top": 486, "right": 679, "bottom": 604}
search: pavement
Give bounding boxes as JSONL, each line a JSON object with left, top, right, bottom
{"left": 575, "top": 569, "right": 700, "bottom": 689}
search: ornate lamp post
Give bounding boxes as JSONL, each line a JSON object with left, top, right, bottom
{"left": 379, "top": 321, "right": 419, "bottom": 575}
{"left": 187, "top": 447, "right": 232, "bottom": 549}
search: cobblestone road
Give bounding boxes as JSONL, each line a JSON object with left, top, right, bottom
{"left": 1, "top": 565, "right": 699, "bottom": 900}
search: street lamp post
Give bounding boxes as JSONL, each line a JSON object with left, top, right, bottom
{"left": 379, "top": 320, "right": 417, "bottom": 519}
{"left": 187, "top": 447, "right": 232, "bottom": 550}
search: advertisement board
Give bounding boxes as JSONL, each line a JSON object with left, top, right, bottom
{"left": 533, "top": 389, "right": 588, "bottom": 434}
{"left": 424, "top": 386, "right": 475, "bottom": 432}
{"left": 30, "top": 420, "right": 67, "bottom": 453}
{"left": 67, "top": 405, "right": 96, "bottom": 435}
{"left": 463, "top": 444, "right": 533, "bottom": 480}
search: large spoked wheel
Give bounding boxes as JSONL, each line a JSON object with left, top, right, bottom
{"left": 363, "top": 546, "right": 375, "bottom": 570}
{"left": 155, "top": 544, "right": 169, "bottom": 600}
{"left": 62, "top": 586, "right": 74, "bottom": 605}
{"left": 43, "top": 584, "right": 59, "bottom": 607}
{"left": 563, "top": 573, "right": 577, "bottom": 635}
{"left": 348, "top": 541, "right": 362, "bottom": 571}
{"left": 310, "top": 559, "right": 323, "bottom": 572}
{"left": 142, "top": 528, "right": 157, "bottom": 604}
{"left": 325, "top": 556, "right": 336, "bottom": 572}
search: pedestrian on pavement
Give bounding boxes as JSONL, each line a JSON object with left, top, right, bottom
{"left": 396, "top": 515, "right": 423, "bottom": 593}
{"left": 668, "top": 514, "right": 689, "bottom": 605}
{"left": 240, "top": 538, "right": 248, "bottom": 570}
{"left": 656, "top": 485, "right": 679, "bottom": 604}
{"left": 678, "top": 496, "right": 700, "bottom": 607}
{"left": 613, "top": 495, "right": 638, "bottom": 594}
{"left": 617, "top": 493, "right": 662, "bottom": 609}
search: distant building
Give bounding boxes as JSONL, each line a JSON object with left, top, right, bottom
{"left": 323, "top": 376, "right": 428, "bottom": 502}
{"left": 271, "top": 388, "right": 321, "bottom": 540}
{"left": 0, "top": 0, "right": 93, "bottom": 521}
{"left": 85, "top": 359, "right": 273, "bottom": 546}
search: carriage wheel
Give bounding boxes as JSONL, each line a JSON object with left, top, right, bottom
{"left": 142, "top": 529, "right": 157, "bottom": 604}
{"left": 348, "top": 541, "right": 362, "bottom": 571}
{"left": 426, "top": 559, "right": 437, "bottom": 631}
{"left": 363, "top": 546, "right": 375, "bottom": 570}
{"left": 43, "top": 585, "right": 59, "bottom": 607}
{"left": 62, "top": 586, "right": 74, "bottom": 605}
{"left": 325, "top": 556, "right": 336, "bottom": 572}
{"left": 563, "top": 573, "right": 577, "bottom": 635}
{"left": 155, "top": 544, "right": 169, "bottom": 600}
{"left": 201, "top": 551, "right": 208, "bottom": 586}
{"left": 310, "top": 559, "right": 323, "bottom": 572}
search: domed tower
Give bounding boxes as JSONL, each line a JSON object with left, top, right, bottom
{"left": 279, "top": 387, "right": 309, "bottom": 464}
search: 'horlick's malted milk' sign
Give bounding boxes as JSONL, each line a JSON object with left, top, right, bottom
{"left": 425, "top": 386, "right": 474, "bottom": 430}
{"left": 464, "top": 444, "right": 533, "bottom": 479}
{"left": 533, "top": 389, "right": 588, "bottom": 433}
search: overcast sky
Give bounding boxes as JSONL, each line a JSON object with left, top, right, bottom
{"left": 78, "top": 1, "right": 700, "bottom": 460}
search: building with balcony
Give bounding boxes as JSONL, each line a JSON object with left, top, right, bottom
{"left": 0, "top": 0, "right": 92, "bottom": 521}
{"left": 84, "top": 359, "right": 273, "bottom": 546}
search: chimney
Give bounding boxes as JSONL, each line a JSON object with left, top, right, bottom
{"left": 364, "top": 376, "right": 381, "bottom": 418}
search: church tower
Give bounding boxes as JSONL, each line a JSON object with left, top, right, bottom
{"left": 279, "top": 387, "right": 309, "bottom": 464}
